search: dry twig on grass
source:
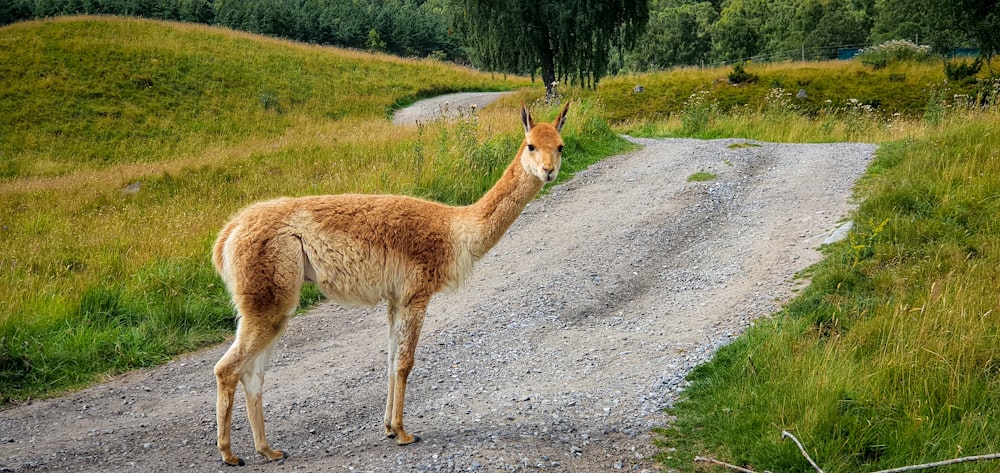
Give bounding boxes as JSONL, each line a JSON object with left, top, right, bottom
{"left": 781, "top": 430, "right": 825, "bottom": 473}
{"left": 694, "top": 455, "right": 760, "bottom": 473}
{"left": 868, "top": 453, "right": 1000, "bottom": 473}
{"left": 694, "top": 431, "right": 1000, "bottom": 473}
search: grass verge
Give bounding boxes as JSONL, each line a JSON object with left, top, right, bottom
{"left": 608, "top": 62, "right": 1000, "bottom": 472}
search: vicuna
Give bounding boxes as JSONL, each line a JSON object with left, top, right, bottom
{"left": 211, "top": 103, "right": 570, "bottom": 465}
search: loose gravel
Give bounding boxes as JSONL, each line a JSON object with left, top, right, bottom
{"left": 391, "top": 92, "right": 512, "bottom": 126}
{"left": 0, "top": 131, "right": 875, "bottom": 472}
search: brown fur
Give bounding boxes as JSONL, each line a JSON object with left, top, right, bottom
{"left": 211, "top": 103, "right": 569, "bottom": 465}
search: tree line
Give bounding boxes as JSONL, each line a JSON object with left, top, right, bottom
{"left": 1, "top": 0, "right": 463, "bottom": 61}
{"left": 2, "top": 0, "right": 996, "bottom": 88}
{"left": 625, "top": 0, "right": 997, "bottom": 71}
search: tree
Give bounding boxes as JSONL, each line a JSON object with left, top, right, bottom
{"left": 937, "top": 0, "right": 1000, "bottom": 59}
{"left": 628, "top": 1, "right": 717, "bottom": 70}
{"left": 871, "top": 0, "right": 1000, "bottom": 58}
{"left": 177, "top": 0, "right": 214, "bottom": 24}
{"left": 870, "top": 0, "right": 963, "bottom": 53}
{"left": 788, "top": 0, "right": 869, "bottom": 58}
{"left": 711, "top": 0, "right": 769, "bottom": 63}
{"left": 452, "top": 0, "right": 648, "bottom": 96}
{"left": 0, "top": 0, "right": 32, "bottom": 26}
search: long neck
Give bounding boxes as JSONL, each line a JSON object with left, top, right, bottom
{"left": 465, "top": 142, "right": 543, "bottom": 257}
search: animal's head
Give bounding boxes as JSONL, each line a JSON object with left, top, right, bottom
{"left": 520, "top": 102, "right": 569, "bottom": 183}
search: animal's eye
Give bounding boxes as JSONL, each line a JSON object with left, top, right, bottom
{"left": 557, "top": 145, "right": 564, "bottom": 153}
{"left": 527, "top": 144, "right": 536, "bottom": 152}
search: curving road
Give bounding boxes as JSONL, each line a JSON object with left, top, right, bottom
{"left": 0, "top": 95, "right": 875, "bottom": 472}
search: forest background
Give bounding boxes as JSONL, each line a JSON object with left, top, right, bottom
{"left": 2, "top": 0, "right": 996, "bottom": 80}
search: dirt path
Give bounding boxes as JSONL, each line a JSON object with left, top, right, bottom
{"left": 391, "top": 92, "right": 512, "bottom": 125}
{"left": 0, "top": 98, "right": 875, "bottom": 472}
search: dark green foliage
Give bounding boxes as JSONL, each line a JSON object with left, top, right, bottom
{"left": 940, "top": 0, "right": 1000, "bottom": 59}
{"left": 943, "top": 56, "right": 983, "bottom": 82}
{"left": 728, "top": 61, "right": 758, "bottom": 84}
{"left": 872, "top": 0, "right": 999, "bottom": 60}
{"left": 6, "top": 0, "right": 998, "bottom": 70}
{"left": 1, "top": 0, "right": 463, "bottom": 62}
{"left": 625, "top": 1, "right": 717, "bottom": 71}
{"left": 631, "top": 0, "right": 992, "bottom": 70}
{"left": 710, "top": 0, "right": 768, "bottom": 62}
{"left": 451, "top": 0, "right": 648, "bottom": 94}
{"left": 0, "top": 0, "right": 32, "bottom": 25}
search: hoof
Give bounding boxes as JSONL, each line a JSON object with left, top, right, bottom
{"left": 260, "top": 449, "right": 288, "bottom": 462}
{"left": 221, "top": 457, "right": 245, "bottom": 467}
{"left": 397, "top": 435, "right": 421, "bottom": 446}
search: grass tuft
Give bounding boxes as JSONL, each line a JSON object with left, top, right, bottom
{"left": 687, "top": 171, "right": 717, "bottom": 182}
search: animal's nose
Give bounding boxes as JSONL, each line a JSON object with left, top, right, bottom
{"left": 543, "top": 166, "right": 556, "bottom": 181}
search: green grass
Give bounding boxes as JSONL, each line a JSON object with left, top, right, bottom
{"left": 0, "top": 16, "right": 628, "bottom": 403}
{"left": 0, "top": 16, "right": 516, "bottom": 180}
{"left": 8, "top": 17, "right": 1000, "bottom": 473}
{"left": 687, "top": 171, "right": 717, "bottom": 182}
{"left": 596, "top": 60, "right": 999, "bottom": 126}
{"left": 602, "top": 62, "right": 1000, "bottom": 472}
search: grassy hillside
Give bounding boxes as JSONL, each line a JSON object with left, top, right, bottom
{"left": 595, "top": 60, "right": 995, "bottom": 125}
{"left": 598, "top": 63, "right": 1000, "bottom": 471}
{"left": 0, "top": 16, "right": 628, "bottom": 403}
{"left": 0, "top": 16, "right": 516, "bottom": 180}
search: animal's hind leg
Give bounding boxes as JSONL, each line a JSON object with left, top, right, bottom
{"left": 242, "top": 333, "right": 287, "bottom": 461}
{"left": 215, "top": 316, "right": 290, "bottom": 465}
{"left": 215, "top": 342, "right": 245, "bottom": 466}
{"left": 214, "top": 232, "right": 303, "bottom": 464}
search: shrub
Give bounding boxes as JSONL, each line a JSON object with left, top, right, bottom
{"left": 681, "top": 90, "right": 716, "bottom": 135}
{"left": 728, "top": 62, "right": 758, "bottom": 84}
{"left": 943, "top": 57, "right": 982, "bottom": 82}
{"left": 856, "top": 40, "right": 934, "bottom": 69}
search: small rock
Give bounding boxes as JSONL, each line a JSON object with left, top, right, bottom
{"left": 823, "top": 220, "right": 854, "bottom": 245}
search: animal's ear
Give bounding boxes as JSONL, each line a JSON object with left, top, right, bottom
{"left": 554, "top": 102, "right": 570, "bottom": 133}
{"left": 520, "top": 103, "right": 533, "bottom": 133}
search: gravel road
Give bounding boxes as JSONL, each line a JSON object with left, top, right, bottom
{"left": 391, "top": 92, "right": 511, "bottom": 125}
{"left": 0, "top": 99, "right": 875, "bottom": 472}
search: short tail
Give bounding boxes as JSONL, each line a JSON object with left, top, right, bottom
{"left": 213, "top": 220, "right": 238, "bottom": 275}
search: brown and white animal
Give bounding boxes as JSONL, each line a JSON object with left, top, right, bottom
{"left": 211, "top": 102, "right": 570, "bottom": 465}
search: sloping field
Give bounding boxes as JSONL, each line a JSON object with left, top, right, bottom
{"left": 0, "top": 16, "right": 536, "bottom": 402}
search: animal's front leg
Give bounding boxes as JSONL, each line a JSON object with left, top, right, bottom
{"left": 388, "top": 299, "right": 427, "bottom": 445}
{"left": 384, "top": 302, "right": 400, "bottom": 439}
